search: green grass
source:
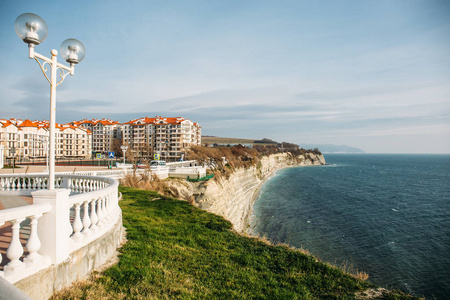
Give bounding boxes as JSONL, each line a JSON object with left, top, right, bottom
{"left": 52, "top": 187, "right": 416, "bottom": 299}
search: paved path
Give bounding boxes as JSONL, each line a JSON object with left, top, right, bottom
{"left": 0, "top": 196, "right": 33, "bottom": 210}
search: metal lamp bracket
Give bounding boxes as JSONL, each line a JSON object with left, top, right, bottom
{"left": 32, "top": 50, "right": 74, "bottom": 86}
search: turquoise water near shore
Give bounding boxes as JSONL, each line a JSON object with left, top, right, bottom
{"left": 250, "top": 154, "right": 450, "bottom": 299}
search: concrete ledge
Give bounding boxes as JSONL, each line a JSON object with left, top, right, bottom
{"left": 14, "top": 211, "right": 124, "bottom": 300}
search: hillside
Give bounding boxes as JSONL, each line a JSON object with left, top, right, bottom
{"left": 201, "top": 136, "right": 258, "bottom": 145}
{"left": 201, "top": 136, "right": 364, "bottom": 154}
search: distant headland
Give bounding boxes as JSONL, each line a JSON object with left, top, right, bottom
{"left": 201, "top": 136, "right": 365, "bottom": 154}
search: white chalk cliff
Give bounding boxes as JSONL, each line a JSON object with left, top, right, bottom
{"left": 169, "top": 152, "right": 325, "bottom": 233}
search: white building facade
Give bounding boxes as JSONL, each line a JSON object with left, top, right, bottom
{"left": 0, "top": 119, "right": 92, "bottom": 162}
{"left": 1, "top": 116, "right": 200, "bottom": 164}
{"left": 123, "top": 116, "right": 201, "bottom": 161}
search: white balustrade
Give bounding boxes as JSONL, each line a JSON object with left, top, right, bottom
{"left": 0, "top": 175, "right": 50, "bottom": 192}
{"left": 0, "top": 174, "right": 120, "bottom": 284}
{"left": 0, "top": 203, "right": 52, "bottom": 281}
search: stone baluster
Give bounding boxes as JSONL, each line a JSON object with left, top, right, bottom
{"left": 101, "top": 195, "right": 107, "bottom": 220}
{"left": 96, "top": 197, "right": 104, "bottom": 226}
{"left": 82, "top": 200, "right": 91, "bottom": 235}
{"left": 107, "top": 194, "right": 112, "bottom": 214}
{"left": 74, "top": 178, "right": 79, "bottom": 193}
{"left": 24, "top": 214, "right": 42, "bottom": 264}
{"left": 0, "top": 221, "right": 3, "bottom": 265}
{"left": 5, "top": 218, "right": 25, "bottom": 273}
{"left": 15, "top": 178, "right": 20, "bottom": 191}
{"left": 71, "top": 203, "right": 83, "bottom": 240}
{"left": 105, "top": 194, "right": 110, "bottom": 215}
{"left": 90, "top": 198, "right": 98, "bottom": 230}
{"left": 9, "top": 177, "right": 14, "bottom": 191}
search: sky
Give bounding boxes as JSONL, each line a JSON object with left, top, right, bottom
{"left": 0, "top": 0, "right": 449, "bottom": 153}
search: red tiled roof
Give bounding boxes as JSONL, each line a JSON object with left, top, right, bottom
{"left": 17, "top": 119, "right": 37, "bottom": 127}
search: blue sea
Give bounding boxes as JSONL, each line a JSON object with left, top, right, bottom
{"left": 249, "top": 154, "right": 450, "bottom": 299}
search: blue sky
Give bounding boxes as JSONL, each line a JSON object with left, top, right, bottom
{"left": 1, "top": 0, "right": 449, "bottom": 153}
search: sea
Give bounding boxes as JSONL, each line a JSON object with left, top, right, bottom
{"left": 249, "top": 154, "right": 450, "bottom": 299}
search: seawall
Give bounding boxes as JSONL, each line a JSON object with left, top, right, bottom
{"left": 168, "top": 152, "right": 325, "bottom": 232}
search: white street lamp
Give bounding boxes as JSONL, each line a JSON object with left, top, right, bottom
{"left": 120, "top": 145, "right": 128, "bottom": 164}
{"left": 15, "top": 13, "right": 85, "bottom": 190}
{"left": 40, "top": 136, "right": 49, "bottom": 173}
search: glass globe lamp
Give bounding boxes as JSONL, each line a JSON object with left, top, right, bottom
{"left": 15, "top": 13, "right": 48, "bottom": 45}
{"left": 60, "top": 38, "right": 85, "bottom": 64}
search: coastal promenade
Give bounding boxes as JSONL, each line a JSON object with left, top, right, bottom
{"left": 0, "top": 166, "right": 123, "bottom": 299}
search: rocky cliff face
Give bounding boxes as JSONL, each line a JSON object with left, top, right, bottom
{"left": 167, "top": 153, "right": 325, "bottom": 233}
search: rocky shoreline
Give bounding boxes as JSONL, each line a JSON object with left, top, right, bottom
{"left": 168, "top": 152, "right": 326, "bottom": 233}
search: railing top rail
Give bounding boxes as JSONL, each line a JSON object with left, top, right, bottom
{"left": 0, "top": 169, "right": 126, "bottom": 177}
{"left": 0, "top": 203, "right": 52, "bottom": 223}
{"left": 0, "top": 173, "right": 116, "bottom": 181}
{"left": 0, "top": 174, "right": 118, "bottom": 197}
{"left": 0, "top": 174, "right": 48, "bottom": 178}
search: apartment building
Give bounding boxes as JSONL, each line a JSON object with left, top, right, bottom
{"left": 57, "top": 124, "right": 92, "bottom": 158}
{"left": 73, "top": 119, "right": 121, "bottom": 154}
{"left": 0, "top": 120, "right": 20, "bottom": 157}
{"left": 123, "top": 116, "right": 201, "bottom": 161}
{"left": 0, "top": 119, "right": 92, "bottom": 160}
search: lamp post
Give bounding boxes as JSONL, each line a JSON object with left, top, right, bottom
{"left": 120, "top": 145, "right": 128, "bottom": 164}
{"left": 15, "top": 13, "right": 85, "bottom": 190}
{"left": 10, "top": 146, "right": 16, "bottom": 174}
{"left": 40, "top": 136, "right": 49, "bottom": 173}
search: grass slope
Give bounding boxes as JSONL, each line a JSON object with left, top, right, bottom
{"left": 52, "top": 187, "right": 414, "bottom": 299}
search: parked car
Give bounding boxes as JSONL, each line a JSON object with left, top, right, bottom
{"left": 150, "top": 160, "right": 167, "bottom": 170}
{"left": 136, "top": 163, "right": 146, "bottom": 169}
